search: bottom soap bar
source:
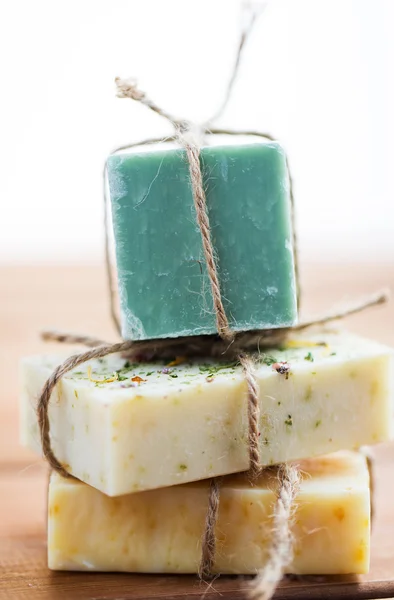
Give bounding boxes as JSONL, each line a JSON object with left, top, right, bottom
{"left": 48, "top": 451, "right": 370, "bottom": 575}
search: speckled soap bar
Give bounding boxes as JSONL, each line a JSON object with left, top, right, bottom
{"left": 48, "top": 451, "right": 370, "bottom": 574}
{"left": 20, "top": 331, "right": 393, "bottom": 497}
{"left": 107, "top": 142, "right": 297, "bottom": 340}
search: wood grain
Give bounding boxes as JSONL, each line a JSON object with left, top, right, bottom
{"left": 1, "top": 264, "right": 393, "bottom": 600}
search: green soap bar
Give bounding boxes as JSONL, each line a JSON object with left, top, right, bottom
{"left": 107, "top": 142, "right": 297, "bottom": 340}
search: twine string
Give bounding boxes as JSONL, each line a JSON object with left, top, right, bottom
{"left": 207, "top": 3, "right": 266, "bottom": 125}
{"left": 41, "top": 331, "right": 109, "bottom": 348}
{"left": 239, "top": 353, "right": 261, "bottom": 480}
{"left": 37, "top": 340, "right": 136, "bottom": 477}
{"left": 41, "top": 287, "right": 389, "bottom": 354}
{"left": 112, "top": 12, "right": 270, "bottom": 576}
{"left": 36, "top": 2, "right": 389, "bottom": 596}
{"left": 199, "top": 478, "right": 222, "bottom": 579}
{"left": 249, "top": 464, "right": 300, "bottom": 600}
{"left": 181, "top": 134, "right": 232, "bottom": 340}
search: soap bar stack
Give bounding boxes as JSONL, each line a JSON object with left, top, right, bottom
{"left": 20, "top": 143, "right": 393, "bottom": 578}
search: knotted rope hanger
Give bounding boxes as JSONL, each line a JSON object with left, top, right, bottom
{"left": 37, "top": 4, "right": 389, "bottom": 599}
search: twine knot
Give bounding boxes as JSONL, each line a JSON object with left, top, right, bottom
{"left": 115, "top": 77, "right": 146, "bottom": 102}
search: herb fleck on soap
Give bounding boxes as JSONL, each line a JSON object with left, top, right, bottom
{"left": 262, "top": 355, "right": 278, "bottom": 367}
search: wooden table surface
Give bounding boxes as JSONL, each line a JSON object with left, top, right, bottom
{"left": 1, "top": 264, "right": 393, "bottom": 600}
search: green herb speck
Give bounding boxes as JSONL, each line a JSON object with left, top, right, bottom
{"left": 315, "top": 420, "right": 322, "bottom": 428}
{"left": 198, "top": 362, "right": 237, "bottom": 377}
{"left": 304, "top": 352, "right": 314, "bottom": 362}
{"left": 330, "top": 352, "right": 337, "bottom": 356}
{"left": 179, "top": 464, "right": 187, "bottom": 471}
{"left": 170, "top": 374, "right": 178, "bottom": 378}
{"left": 116, "top": 371, "right": 129, "bottom": 381}
{"left": 262, "top": 355, "right": 278, "bottom": 366}
{"left": 285, "top": 415, "right": 293, "bottom": 427}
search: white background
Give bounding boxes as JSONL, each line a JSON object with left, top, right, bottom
{"left": 0, "top": 0, "right": 393, "bottom": 264}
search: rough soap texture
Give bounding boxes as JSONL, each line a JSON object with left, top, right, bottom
{"left": 20, "top": 331, "right": 393, "bottom": 496}
{"left": 48, "top": 451, "right": 370, "bottom": 575}
{"left": 107, "top": 142, "right": 297, "bottom": 340}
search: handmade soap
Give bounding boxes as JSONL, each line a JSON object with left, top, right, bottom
{"left": 48, "top": 451, "right": 370, "bottom": 574}
{"left": 20, "top": 331, "right": 393, "bottom": 496}
{"left": 107, "top": 142, "right": 297, "bottom": 340}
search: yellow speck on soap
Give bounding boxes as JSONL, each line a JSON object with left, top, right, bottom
{"left": 122, "top": 543, "right": 129, "bottom": 555}
{"left": 87, "top": 365, "right": 118, "bottom": 384}
{"left": 370, "top": 380, "right": 379, "bottom": 403}
{"left": 285, "top": 340, "right": 329, "bottom": 349}
{"left": 354, "top": 546, "right": 365, "bottom": 562}
{"left": 221, "top": 499, "right": 230, "bottom": 512}
{"left": 167, "top": 356, "right": 187, "bottom": 367}
{"left": 333, "top": 506, "right": 345, "bottom": 521}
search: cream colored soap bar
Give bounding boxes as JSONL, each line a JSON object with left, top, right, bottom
{"left": 20, "top": 331, "right": 393, "bottom": 496}
{"left": 48, "top": 451, "right": 370, "bottom": 575}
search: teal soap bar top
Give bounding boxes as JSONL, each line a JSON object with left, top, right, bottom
{"left": 107, "top": 142, "right": 297, "bottom": 340}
